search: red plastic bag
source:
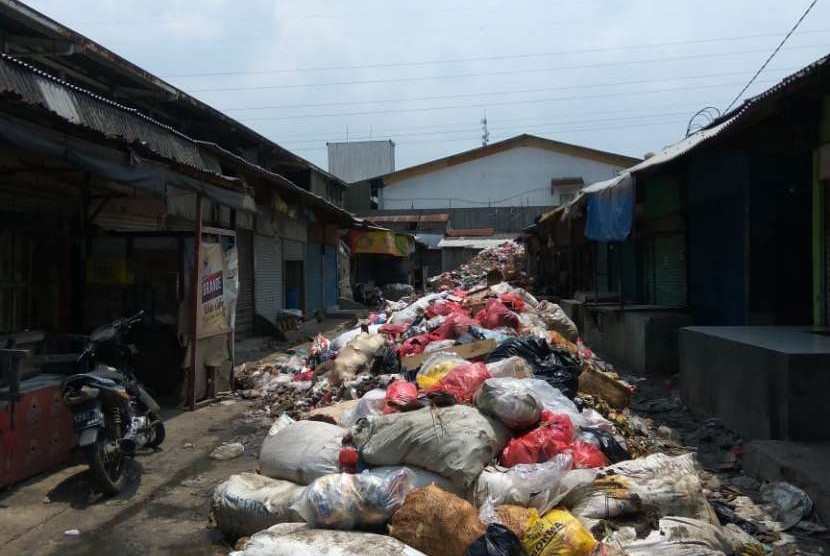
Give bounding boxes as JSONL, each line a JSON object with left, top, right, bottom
{"left": 498, "top": 293, "right": 526, "bottom": 312}
{"left": 384, "top": 380, "right": 420, "bottom": 413}
{"left": 425, "top": 300, "right": 467, "bottom": 319}
{"left": 500, "top": 412, "right": 575, "bottom": 467}
{"left": 379, "top": 323, "right": 409, "bottom": 340}
{"left": 475, "top": 298, "right": 520, "bottom": 330}
{"left": 430, "top": 312, "right": 477, "bottom": 340}
{"left": 399, "top": 334, "right": 432, "bottom": 357}
{"left": 451, "top": 288, "right": 469, "bottom": 298}
{"left": 567, "top": 440, "right": 609, "bottom": 469}
{"left": 426, "top": 362, "right": 491, "bottom": 404}
{"left": 293, "top": 370, "right": 315, "bottom": 382}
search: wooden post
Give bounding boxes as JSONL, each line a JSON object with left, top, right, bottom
{"left": 188, "top": 195, "right": 202, "bottom": 411}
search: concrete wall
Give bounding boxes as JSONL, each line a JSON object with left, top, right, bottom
{"left": 381, "top": 146, "right": 623, "bottom": 210}
{"left": 567, "top": 304, "right": 692, "bottom": 375}
{"left": 328, "top": 140, "right": 395, "bottom": 183}
{"left": 680, "top": 327, "right": 830, "bottom": 441}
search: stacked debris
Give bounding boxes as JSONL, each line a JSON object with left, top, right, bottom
{"left": 214, "top": 257, "right": 825, "bottom": 555}
{"left": 428, "top": 240, "right": 527, "bottom": 290}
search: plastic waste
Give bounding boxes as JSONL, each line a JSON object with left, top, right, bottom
{"left": 567, "top": 440, "right": 609, "bottom": 469}
{"left": 211, "top": 442, "right": 245, "bottom": 460}
{"left": 523, "top": 379, "right": 583, "bottom": 426}
{"left": 369, "top": 465, "right": 466, "bottom": 497}
{"left": 485, "top": 356, "right": 534, "bottom": 379}
{"left": 384, "top": 380, "right": 420, "bottom": 413}
{"left": 759, "top": 481, "right": 813, "bottom": 530}
{"left": 475, "top": 377, "right": 543, "bottom": 429}
{"left": 470, "top": 326, "right": 514, "bottom": 344}
{"left": 352, "top": 405, "right": 510, "bottom": 491}
{"left": 475, "top": 299, "right": 520, "bottom": 330}
{"left": 521, "top": 508, "right": 598, "bottom": 556}
{"left": 415, "top": 353, "right": 467, "bottom": 389}
{"left": 388, "top": 485, "right": 486, "bottom": 556}
{"left": 466, "top": 524, "right": 523, "bottom": 556}
{"left": 536, "top": 349, "right": 582, "bottom": 399}
{"left": 423, "top": 339, "right": 457, "bottom": 353}
{"left": 474, "top": 453, "right": 573, "bottom": 513}
{"left": 614, "top": 516, "right": 738, "bottom": 555}
{"left": 259, "top": 420, "right": 346, "bottom": 485}
{"left": 212, "top": 473, "right": 303, "bottom": 538}
{"left": 291, "top": 468, "right": 413, "bottom": 530}
{"left": 535, "top": 301, "right": 579, "bottom": 342}
{"left": 578, "top": 428, "right": 630, "bottom": 463}
{"left": 231, "top": 523, "right": 427, "bottom": 556}
{"left": 427, "top": 362, "right": 491, "bottom": 404}
{"left": 560, "top": 453, "right": 717, "bottom": 524}
{"left": 500, "top": 411, "right": 575, "bottom": 467}
{"left": 339, "top": 388, "right": 387, "bottom": 428}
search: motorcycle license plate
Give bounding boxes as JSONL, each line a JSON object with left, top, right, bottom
{"left": 73, "top": 408, "right": 104, "bottom": 429}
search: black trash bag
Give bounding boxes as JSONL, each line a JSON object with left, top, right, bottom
{"left": 580, "top": 427, "right": 631, "bottom": 463}
{"left": 371, "top": 344, "right": 401, "bottom": 375}
{"left": 486, "top": 336, "right": 582, "bottom": 399}
{"left": 466, "top": 524, "right": 523, "bottom": 556}
{"left": 485, "top": 336, "right": 551, "bottom": 368}
{"left": 537, "top": 348, "right": 582, "bottom": 399}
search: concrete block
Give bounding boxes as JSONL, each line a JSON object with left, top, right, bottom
{"left": 680, "top": 327, "right": 830, "bottom": 441}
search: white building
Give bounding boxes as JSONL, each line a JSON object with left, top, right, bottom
{"left": 376, "top": 134, "right": 639, "bottom": 210}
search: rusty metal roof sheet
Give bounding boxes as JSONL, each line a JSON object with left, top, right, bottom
{"left": 0, "top": 52, "right": 224, "bottom": 177}
{"left": 367, "top": 213, "right": 449, "bottom": 224}
{"left": 446, "top": 228, "right": 495, "bottom": 237}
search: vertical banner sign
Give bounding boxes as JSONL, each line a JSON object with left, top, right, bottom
{"left": 197, "top": 242, "right": 239, "bottom": 338}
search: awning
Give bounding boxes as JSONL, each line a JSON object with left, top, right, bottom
{"left": 584, "top": 173, "right": 635, "bottom": 242}
{"left": 0, "top": 114, "right": 256, "bottom": 211}
{"left": 414, "top": 233, "right": 443, "bottom": 249}
{"left": 346, "top": 229, "right": 414, "bottom": 257}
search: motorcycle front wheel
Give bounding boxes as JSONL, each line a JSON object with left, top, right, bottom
{"left": 83, "top": 414, "right": 128, "bottom": 496}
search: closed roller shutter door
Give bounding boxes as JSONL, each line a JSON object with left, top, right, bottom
{"left": 306, "top": 243, "right": 324, "bottom": 313}
{"left": 235, "top": 229, "right": 254, "bottom": 337}
{"left": 283, "top": 239, "right": 305, "bottom": 261}
{"left": 254, "top": 234, "right": 282, "bottom": 324}
{"left": 324, "top": 244, "right": 338, "bottom": 308}
{"left": 654, "top": 234, "right": 687, "bottom": 307}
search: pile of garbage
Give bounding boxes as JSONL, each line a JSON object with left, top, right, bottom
{"left": 217, "top": 267, "right": 825, "bottom": 554}
{"left": 429, "top": 241, "right": 527, "bottom": 291}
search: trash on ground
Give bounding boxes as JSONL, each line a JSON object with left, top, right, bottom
{"left": 212, "top": 473, "right": 303, "bottom": 538}
{"left": 211, "top": 442, "right": 245, "bottom": 460}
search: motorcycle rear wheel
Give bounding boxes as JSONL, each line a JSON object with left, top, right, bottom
{"left": 83, "top": 415, "right": 128, "bottom": 496}
{"left": 146, "top": 412, "right": 165, "bottom": 449}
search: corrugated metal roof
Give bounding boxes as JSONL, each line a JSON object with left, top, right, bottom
{"left": 0, "top": 52, "right": 224, "bottom": 177}
{"left": 446, "top": 227, "right": 495, "bottom": 237}
{"left": 575, "top": 54, "right": 830, "bottom": 198}
{"left": 367, "top": 213, "right": 449, "bottom": 224}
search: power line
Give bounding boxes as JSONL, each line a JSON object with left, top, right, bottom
{"left": 219, "top": 67, "right": 794, "bottom": 113}
{"left": 163, "top": 29, "right": 830, "bottom": 78}
{"left": 189, "top": 42, "right": 826, "bottom": 94}
{"left": 277, "top": 111, "right": 704, "bottom": 146}
{"left": 259, "top": 99, "right": 707, "bottom": 142}
{"left": 286, "top": 119, "right": 684, "bottom": 153}
{"left": 238, "top": 77, "right": 784, "bottom": 123}
{"left": 724, "top": 0, "right": 821, "bottom": 111}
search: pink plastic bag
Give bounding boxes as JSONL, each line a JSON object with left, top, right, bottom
{"left": 498, "top": 293, "right": 526, "bottom": 312}
{"left": 384, "top": 380, "right": 420, "bottom": 413}
{"left": 500, "top": 411, "right": 575, "bottom": 467}
{"left": 425, "top": 300, "right": 467, "bottom": 319}
{"left": 430, "top": 312, "right": 477, "bottom": 340}
{"left": 426, "top": 362, "right": 491, "bottom": 404}
{"left": 475, "top": 299, "right": 520, "bottom": 330}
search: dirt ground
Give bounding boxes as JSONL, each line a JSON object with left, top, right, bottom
{"left": 0, "top": 319, "right": 356, "bottom": 556}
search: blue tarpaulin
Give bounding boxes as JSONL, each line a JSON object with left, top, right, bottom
{"left": 585, "top": 173, "right": 635, "bottom": 241}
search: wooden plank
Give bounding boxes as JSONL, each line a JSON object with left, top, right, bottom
{"left": 578, "top": 364, "right": 632, "bottom": 409}
{"left": 303, "top": 399, "right": 359, "bottom": 425}
{"left": 401, "top": 339, "right": 496, "bottom": 371}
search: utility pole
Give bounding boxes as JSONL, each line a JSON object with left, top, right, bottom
{"left": 481, "top": 111, "right": 489, "bottom": 146}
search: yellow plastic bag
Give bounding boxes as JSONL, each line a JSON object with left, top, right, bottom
{"left": 415, "top": 355, "right": 465, "bottom": 389}
{"left": 521, "top": 508, "right": 597, "bottom": 556}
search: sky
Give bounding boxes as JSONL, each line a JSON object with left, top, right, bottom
{"left": 22, "top": 0, "right": 830, "bottom": 171}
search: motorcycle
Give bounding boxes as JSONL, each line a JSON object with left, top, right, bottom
{"left": 62, "top": 311, "right": 165, "bottom": 495}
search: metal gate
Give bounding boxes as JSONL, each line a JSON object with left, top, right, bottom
{"left": 324, "top": 244, "right": 338, "bottom": 308}
{"left": 283, "top": 239, "right": 305, "bottom": 261}
{"left": 235, "top": 229, "right": 254, "bottom": 337}
{"left": 254, "top": 234, "right": 282, "bottom": 324}
{"left": 306, "top": 242, "right": 324, "bottom": 313}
